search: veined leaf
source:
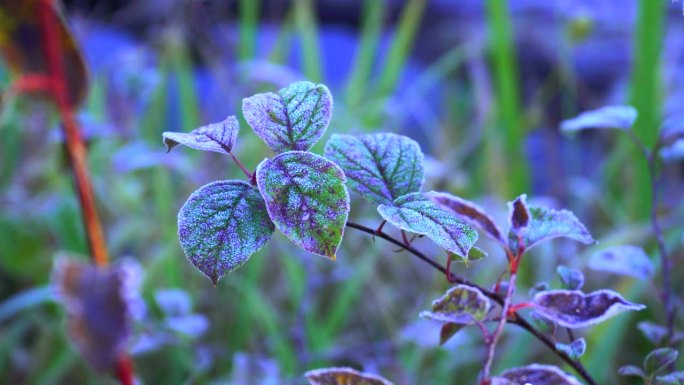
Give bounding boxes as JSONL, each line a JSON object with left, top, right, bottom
{"left": 324, "top": 133, "right": 424, "bottom": 205}
{"left": 305, "top": 367, "right": 393, "bottom": 385}
{"left": 377, "top": 193, "right": 478, "bottom": 258}
{"left": 419, "top": 284, "right": 491, "bottom": 325}
{"left": 243, "top": 81, "right": 332, "bottom": 153}
{"left": 256, "top": 151, "right": 349, "bottom": 258}
{"left": 163, "top": 116, "right": 239, "bottom": 154}
{"left": 177, "top": 180, "right": 274, "bottom": 284}
{"left": 532, "top": 289, "right": 646, "bottom": 329}
{"left": 427, "top": 191, "right": 505, "bottom": 245}
{"left": 495, "top": 364, "right": 583, "bottom": 385}
{"left": 588, "top": 245, "right": 654, "bottom": 280}
{"left": 561, "top": 105, "right": 638, "bottom": 132}
{"left": 508, "top": 204, "right": 594, "bottom": 252}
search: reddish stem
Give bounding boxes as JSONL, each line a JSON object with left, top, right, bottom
{"left": 116, "top": 355, "right": 135, "bottom": 385}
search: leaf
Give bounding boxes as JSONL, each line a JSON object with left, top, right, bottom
{"left": 305, "top": 367, "right": 393, "bottom": 385}
{"left": 660, "top": 139, "right": 684, "bottom": 163}
{"left": 177, "top": 180, "right": 274, "bottom": 284}
{"left": 555, "top": 338, "right": 587, "bottom": 360}
{"left": 256, "top": 151, "right": 349, "bottom": 258}
{"left": 529, "top": 282, "right": 550, "bottom": 297}
{"left": 508, "top": 194, "right": 530, "bottom": 233}
{"left": 51, "top": 257, "right": 131, "bottom": 373}
{"left": 644, "top": 348, "right": 679, "bottom": 376}
{"left": 530, "top": 311, "right": 556, "bottom": 334}
{"left": 324, "top": 133, "right": 425, "bottom": 205}
{"left": 657, "top": 372, "right": 684, "bottom": 385}
{"left": 242, "top": 81, "right": 332, "bottom": 153}
{"left": 556, "top": 265, "right": 585, "bottom": 290}
{"left": 377, "top": 193, "right": 478, "bottom": 258}
{"left": 439, "top": 323, "right": 465, "bottom": 345}
{"left": 508, "top": 204, "right": 595, "bottom": 252}
{"left": 588, "top": 245, "right": 654, "bottom": 280}
{"left": 419, "top": 285, "right": 491, "bottom": 325}
{"left": 560, "top": 105, "right": 638, "bottom": 132}
{"left": 427, "top": 191, "right": 506, "bottom": 245}
{"left": 532, "top": 289, "right": 646, "bottom": 329}
{"left": 638, "top": 321, "right": 669, "bottom": 345}
{"left": 163, "top": 116, "right": 239, "bottom": 154}
{"left": 619, "top": 365, "right": 646, "bottom": 378}
{"left": 496, "top": 364, "right": 583, "bottom": 385}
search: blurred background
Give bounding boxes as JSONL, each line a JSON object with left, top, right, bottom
{"left": 1, "top": 0, "right": 684, "bottom": 384}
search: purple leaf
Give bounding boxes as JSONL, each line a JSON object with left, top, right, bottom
{"left": 163, "top": 116, "right": 239, "bottom": 154}
{"left": 638, "top": 321, "right": 669, "bottom": 345}
{"left": 243, "top": 81, "right": 332, "bottom": 153}
{"left": 561, "top": 105, "right": 637, "bottom": 132}
{"left": 532, "top": 289, "right": 646, "bottom": 329}
{"left": 256, "top": 151, "right": 349, "bottom": 259}
{"left": 556, "top": 265, "right": 584, "bottom": 290}
{"left": 588, "top": 245, "right": 654, "bottom": 280}
{"left": 508, "top": 203, "right": 595, "bottom": 252}
{"left": 495, "top": 364, "right": 583, "bottom": 385}
{"left": 555, "top": 338, "right": 587, "bottom": 360}
{"left": 420, "top": 285, "right": 491, "bottom": 325}
{"left": 644, "top": 348, "right": 679, "bottom": 376}
{"left": 657, "top": 371, "right": 684, "bottom": 384}
{"left": 618, "top": 365, "right": 646, "bottom": 378}
{"left": 377, "top": 193, "right": 478, "bottom": 258}
{"left": 427, "top": 191, "right": 506, "bottom": 246}
{"left": 178, "top": 180, "right": 275, "bottom": 284}
{"left": 51, "top": 257, "right": 131, "bottom": 373}
{"left": 508, "top": 194, "right": 530, "bottom": 233}
{"left": 305, "top": 367, "right": 393, "bottom": 385}
{"left": 324, "top": 133, "right": 424, "bottom": 205}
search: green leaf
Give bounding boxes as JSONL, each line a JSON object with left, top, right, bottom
{"left": 242, "top": 81, "right": 332, "bottom": 153}
{"left": 419, "top": 284, "right": 491, "bottom": 325}
{"left": 644, "top": 348, "right": 679, "bottom": 376}
{"left": 377, "top": 193, "right": 478, "bottom": 258}
{"left": 561, "top": 105, "right": 638, "bottom": 132}
{"left": 305, "top": 367, "right": 393, "bottom": 385}
{"left": 177, "top": 180, "right": 274, "bottom": 284}
{"left": 163, "top": 116, "right": 239, "bottom": 154}
{"left": 256, "top": 151, "right": 349, "bottom": 258}
{"left": 324, "top": 133, "right": 424, "bottom": 205}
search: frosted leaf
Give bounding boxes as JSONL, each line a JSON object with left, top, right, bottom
{"left": 243, "top": 81, "right": 332, "bottom": 153}
{"left": 427, "top": 191, "right": 506, "bottom": 246}
{"left": 305, "top": 367, "right": 393, "bottom": 385}
{"left": 324, "top": 133, "right": 424, "bottom": 205}
{"left": 256, "top": 151, "right": 349, "bottom": 258}
{"left": 177, "top": 180, "right": 275, "bottom": 284}
{"left": 561, "top": 105, "right": 637, "bottom": 132}
{"left": 555, "top": 338, "right": 587, "bottom": 360}
{"left": 420, "top": 285, "right": 491, "bottom": 325}
{"left": 644, "top": 348, "right": 679, "bottom": 376}
{"left": 497, "top": 364, "right": 584, "bottom": 385}
{"left": 556, "top": 265, "right": 585, "bottom": 290}
{"left": 377, "top": 193, "right": 478, "bottom": 258}
{"left": 532, "top": 289, "right": 646, "bottom": 329}
{"left": 588, "top": 245, "right": 654, "bottom": 280}
{"left": 508, "top": 194, "right": 530, "bottom": 234}
{"left": 163, "top": 116, "right": 239, "bottom": 154}
{"left": 508, "top": 204, "right": 595, "bottom": 252}
{"left": 51, "top": 257, "right": 131, "bottom": 373}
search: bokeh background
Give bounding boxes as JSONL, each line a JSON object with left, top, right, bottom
{"left": 1, "top": 0, "right": 684, "bottom": 384}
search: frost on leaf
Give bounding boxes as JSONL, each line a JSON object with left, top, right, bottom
{"left": 532, "top": 289, "right": 646, "bottom": 329}
{"left": 177, "top": 180, "right": 274, "bottom": 284}
{"left": 324, "top": 133, "right": 424, "bottom": 205}
{"left": 427, "top": 191, "right": 505, "bottom": 245}
{"left": 243, "top": 81, "right": 332, "bottom": 153}
{"left": 256, "top": 151, "right": 349, "bottom": 259}
{"left": 377, "top": 193, "right": 478, "bottom": 258}
{"left": 508, "top": 204, "right": 594, "bottom": 252}
{"left": 163, "top": 116, "right": 239, "bottom": 154}
{"left": 420, "top": 285, "right": 491, "bottom": 324}
{"left": 51, "top": 257, "right": 131, "bottom": 373}
{"left": 495, "top": 364, "right": 583, "bottom": 385}
{"left": 588, "top": 245, "right": 654, "bottom": 280}
{"left": 305, "top": 367, "right": 393, "bottom": 385}
{"left": 561, "top": 105, "right": 637, "bottom": 132}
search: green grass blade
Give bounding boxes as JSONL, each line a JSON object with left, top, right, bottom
{"left": 294, "top": 0, "right": 322, "bottom": 82}
{"left": 239, "top": 0, "right": 260, "bottom": 61}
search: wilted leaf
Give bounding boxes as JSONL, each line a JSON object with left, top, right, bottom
{"left": 377, "top": 193, "right": 478, "bottom": 258}
{"left": 560, "top": 105, "right": 637, "bottom": 132}
{"left": 508, "top": 204, "right": 594, "bottom": 252}
{"left": 644, "top": 348, "right": 679, "bottom": 376}
{"left": 588, "top": 245, "right": 654, "bottom": 280}
{"left": 305, "top": 367, "right": 393, "bottom": 385}
{"left": 419, "top": 285, "right": 491, "bottom": 325}
{"left": 556, "top": 265, "right": 584, "bottom": 290}
{"left": 508, "top": 194, "right": 530, "bottom": 234}
{"left": 243, "top": 81, "right": 332, "bottom": 153}
{"left": 256, "top": 151, "right": 349, "bottom": 258}
{"left": 427, "top": 191, "right": 506, "bottom": 245}
{"left": 619, "top": 365, "right": 646, "bottom": 378}
{"left": 638, "top": 321, "right": 669, "bottom": 345}
{"left": 51, "top": 257, "right": 131, "bottom": 372}
{"left": 325, "top": 133, "right": 424, "bottom": 205}
{"left": 555, "top": 338, "right": 587, "bottom": 360}
{"left": 163, "top": 116, "right": 239, "bottom": 154}
{"left": 178, "top": 180, "right": 274, "bottom": 284}
{"left": 532, "top": 289, "right": 646, "bottom": 329}
{"left": 497, "top": 364, "right": 583, "bottom": 385}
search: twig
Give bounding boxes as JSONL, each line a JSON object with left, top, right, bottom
{"left": 482, "top": 266, "right": 517, "bottom": 382}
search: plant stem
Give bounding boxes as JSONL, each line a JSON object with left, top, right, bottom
{"left": 481, "top": 268, "right": 517, "bottom": 383}
{"left": 229, "top": 151, "right": 253, "bottom": 179}
{"left": 345, "top": 221, "right": 598, "bottom": 385}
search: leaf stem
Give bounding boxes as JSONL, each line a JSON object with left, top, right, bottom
{"left": 481, "top": 269, "right": 517, "bottom": 383}
{"left": 228, "top": 151, "right": 253, "bottom": 179}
